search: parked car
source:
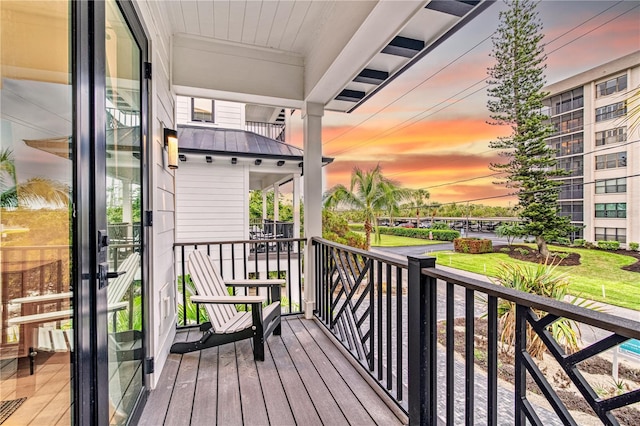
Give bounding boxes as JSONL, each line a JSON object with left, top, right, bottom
{"left": 399, "top": 222, "right": 415, "bottom": 228}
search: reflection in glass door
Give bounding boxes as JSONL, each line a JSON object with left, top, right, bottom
{"left": 105, "top": 1, "right": 144, "bottom": 423}
{"left": 0, "top": 1, "right": 73, "bottom": 424}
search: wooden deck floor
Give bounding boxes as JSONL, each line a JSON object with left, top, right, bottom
{"left": 139, "top": 317, "right": 405, "bottom": 426}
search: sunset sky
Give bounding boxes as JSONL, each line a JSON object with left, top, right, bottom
{"left": 289, "top": 0, "right": 640, "bottom": 207}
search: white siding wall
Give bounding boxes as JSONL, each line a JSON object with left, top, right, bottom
{"left": 134, "top": 0, "right": 176, "bottom": 388}
{"left": 176, "top": 95, "right": 245, "bottom": 130}
{"left": 176, "top": 162, "right": 249, "bottom": 242}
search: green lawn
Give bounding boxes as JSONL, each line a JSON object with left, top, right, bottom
{"left": 432, "top": 245, "right": 640, "bottom": 310}
{"left": 354, "top": 231, "right": 442, "bottom": 247}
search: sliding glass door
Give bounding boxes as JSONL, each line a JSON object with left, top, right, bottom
{"left": 0, "top": 1, "right": 74, "bottom": 423}
{"left": 1, "top": 1, "right": 148, "bottom": 424}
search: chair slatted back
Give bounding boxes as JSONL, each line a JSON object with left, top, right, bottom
{"left": 188, "top": 251, "right": 237, "bottom": 331}
{"left": 107, "top": 252, "right": 140, "bottom": 306}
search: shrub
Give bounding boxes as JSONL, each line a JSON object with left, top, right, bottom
{"left": 629, "top": 242, "right": 639, "bottom": 251}
{"left": 324, "top": 212, "right": 366, "bottom": 249}
{"left": 495, "top": 223, "right": 526, "bottom": 246}
{"left": 597, "top": 240, "right": 620, "bottom": 251}
{"left": 584, "top": 241, "right": 595, "bottom": 249}
{"left": 554, "top": 237, "right": 570, "bottom": 246}
{"left": 515, "top": 247, "right": 529, "bottom": 256}
{"left": 500, "top": 247, "right": 511, "bottom": 253}
{"left": 431, "top": 222, "right": 450, "bottom": 230}
{"left": 490, "top": 261, "right": 595, "bottom": 359}
{"left": 453, "top": 238, "right": 493, "bottom": 254}
{"left": 573, "top": 239, "right": 585, "bottom": 247}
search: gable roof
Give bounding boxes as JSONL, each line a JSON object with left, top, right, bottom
{"left": 177, "top": 125, "right": 333, "bottom": 164}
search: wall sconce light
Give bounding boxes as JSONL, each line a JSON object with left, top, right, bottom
{"left": 164, "top": 128, "right": 179, "bottom": 169}
{"left": 254, "top": 159, "right": 262, "bottom": 165}
{"left": 231, "top": 157, "right": 237, "bottom": 164}
{"left": 277, "top": 160, "right": 285, "bottom": 167}
{"left": 179, "top": 154, "right": 187, "bottom": 162}
{"left": 205, "top": 156, "right": 213, "bottom": 163}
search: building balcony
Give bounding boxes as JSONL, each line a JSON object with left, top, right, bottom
{"left": 143, "top": 238, "right": 640, "bottom": 425}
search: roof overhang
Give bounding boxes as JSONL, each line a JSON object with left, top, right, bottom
{"left": 170, "top": 0, "right": 494, "bottom": 113}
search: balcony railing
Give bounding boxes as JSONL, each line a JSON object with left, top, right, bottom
{"left": 312, "top": 237, "right": 640, "bottom": 425}
{"left": 174, "top": 238, "right": 305, "bottom": 327}
{"left": 245, "top": 121, "right": 286, "bottom": 142}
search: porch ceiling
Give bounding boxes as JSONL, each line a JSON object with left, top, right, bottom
{"left": 168, "top": 0, "right": 493, "bottom": 112}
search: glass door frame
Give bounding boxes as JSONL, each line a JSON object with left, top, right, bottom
{"left": 72, "top": 1, "right": 149, "bottom": 424}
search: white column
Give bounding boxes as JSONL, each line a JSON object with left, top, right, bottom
{"left": 273, "top": 184, "right": 280, "bottom": 222}
{"left": 302, "top": 102, "right": 323, "bottom": 319}
{"left": 262, "top": 190, "right": 268, "bottom": 221}
{"left": 293, "top": 174, "right": 301, "bottom": 239}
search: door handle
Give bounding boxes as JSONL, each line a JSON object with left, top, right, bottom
{"left": 98, "top": 263, "right": 125, "bottom": 289}
{"left": 106, "top": 271, "right": 126, "bottom": 279}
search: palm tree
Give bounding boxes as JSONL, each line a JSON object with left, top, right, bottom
{"left": 1, "top": 148, "right": 18, "bottom": 207}
{"left": 0, "top": 148, "right": 69, "bottom": 209}
{"left": 324, "top": 165, "right": 403, "bottom": 250}
{"left": 409, "top": 188, "right": 430, "bottom": 228}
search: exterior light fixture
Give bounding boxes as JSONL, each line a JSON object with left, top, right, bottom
{"left": 254, "top": 159, "right": 262, "bottom": 165}
{"left": 205, "top": 156, "right": 213, "bottom": 163}
{"left": 277, "top": 160, "right": 285, "bottom": 167}
{"left": 178, "top": 154, "right": 187, "bottom": 162}
{"left": 231, "top": 157, "right": 237, "bottom": 164}
{"left": 164, "top": 128, "right": 179, "bottom": 169}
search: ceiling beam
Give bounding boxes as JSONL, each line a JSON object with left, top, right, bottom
{"left": 335, "top": 89, "right": 365, "bottom": 102}
{"left": 381, "top": 36, "right": 425, "bottom": 58}
{"left": 353, "top": 68, "right": 389, "bottom": 85}
{"left": 425, "top": 1, "right": 480, "bottom": 17}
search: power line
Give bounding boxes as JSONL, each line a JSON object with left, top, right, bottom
{"left": 322, "top": 33, "right": 495, "bottom": 147}
{"left": 326, "top": 0, "right": 626, "bottom": 153}
{"left": 429, "top": 172, "right": 640, "bottom": 208}
{"left": 326, "top": 1, "right": 636, "bottom": 157}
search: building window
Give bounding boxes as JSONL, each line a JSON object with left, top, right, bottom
{"left": 596, "top": 74, "right": 627, "bottom": 98}
{"left": 558, "top": 178, "right": 583, "bottom": 200}
{"left": 594, "top": 227, "right": 626, "bottom": 243}
{"left": 549, "top": 111, "right": 583, "bottom": 135}
{"left": 595, "top": 102, "right": 626, "bottom": 122}
{"left": 549, "top": 133, "right": 583, "bottom": 156}
{"left": 595, "top": 152, "right": 626, "bottom": 170}
{"left": 192, "top": 98, "right": 215, "bottom": 122}
{"left": 556, "top": 156, "right": 583, "bottom": 176}
{"left": 548, "top": 88, "right": 584, "bottom": 115}
{"left": 595, "top": 127, "right": 627, "bottom": 146}
{"left": 595, "top": 203, "right": 626, "bottom": 218}
{"left": 559, "top": 201, "right": 584, "bottom": 221}
{"left": 595, "top": 178, "right": 626, "bottom": 194}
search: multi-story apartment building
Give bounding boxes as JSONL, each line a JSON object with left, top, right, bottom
{"left": 543, "top": 51, "right": 639, "bottom": 247}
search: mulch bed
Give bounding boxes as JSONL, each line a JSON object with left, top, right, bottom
{"left": 438, "top": 318, "right": 640, "bottom": 424}
{"left": 493, "top": 244, "right": 640, "bottom": 272}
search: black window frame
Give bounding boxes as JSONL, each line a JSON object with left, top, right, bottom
{"left": 191, "top": 97, "right": 215, "bottom": 123}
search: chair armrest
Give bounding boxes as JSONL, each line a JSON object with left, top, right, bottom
{"left": 10, "top": 292, "right": 72, "bottom": 305}
{"left": 225, "top": 279, "right": 285, "bottom": 287}
{"left": 190, "top": 295, "right": 266, "bottom": 304}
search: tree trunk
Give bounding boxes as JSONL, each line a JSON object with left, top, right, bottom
{"left": 364, "top": 219, "right": 372, "bottom": 250}
{"left": 536, "top": 235, "right": 550, "bottom": 258}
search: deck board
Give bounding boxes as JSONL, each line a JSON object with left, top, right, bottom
{"left": 141, "top": 317, "right": 405, "bottom": 425}
{"left": 235, "top": 340, "right": 269, "bottom": 425}
{"left": 189, "top": 346, "right": 218, "bottom": 426}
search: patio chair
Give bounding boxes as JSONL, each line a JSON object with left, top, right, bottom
{"left": 170, "top": 250, "right": 283, "bottom": 361}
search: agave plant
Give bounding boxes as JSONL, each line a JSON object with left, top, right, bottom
{"left": 490, "top": 260, "right": 597, "bottom": 359}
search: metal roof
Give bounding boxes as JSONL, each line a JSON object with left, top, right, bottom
{"left": 177, "top": 125, "right": 333, "bottom": 164}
